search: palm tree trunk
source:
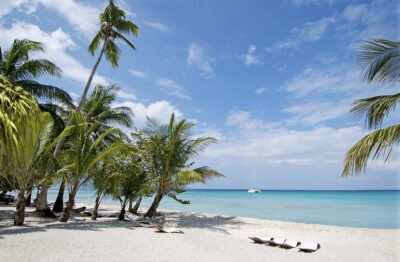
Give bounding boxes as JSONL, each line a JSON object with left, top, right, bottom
{"left": 14, "top": 191, "right": 26, "bottom": 226}
{"left": 145, "top": 193, "right": 163, "bottom": 218}
{"left": 52, "top": 180, "right": 65, "bottom": 213}
{"left": 44, "top": 38, "right": 110, "bottom": 212}
{"left": 118, "top": 198, "right": 128, "bottom": 220}
{"left": 91, "top": 194, "right": 101, "bottom": 221}
{"left": 35, "top": 186, "right": 55, "bottom": 217}
{"left": 25, "top": 187, "right": 32, "bottom": 207}
{"left": 131, "top": 195, "right": 142, "bottom": 214}
{"left": 59, "top": 190, "right": 77, "bottom": 223}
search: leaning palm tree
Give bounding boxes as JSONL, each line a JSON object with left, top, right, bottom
{"left": 0, "top": 39, "right": 71, "bottom": 105}
{"left": 53, "top": 111, "right": 130, "bottom": 222}
{"left": 142, "top": 114, "right": 224, "bottom": 218}
{"left": 52, "top": 84, "right": 133, "bottom": 212}
{"left": 77, "top": 0, "right": 139, "bottom": 111}
{"left": 342, "top": 39, "right": 400, "bottom": 176}
{"left": 46, "top": 0, "right": 139, "bottom": 213}
{"left": 0, "top": 76, "right": 54, "bottom": 225}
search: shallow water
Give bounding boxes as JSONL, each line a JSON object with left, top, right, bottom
{"left": 43, "top": 188, "right": 399, "bottom": 229}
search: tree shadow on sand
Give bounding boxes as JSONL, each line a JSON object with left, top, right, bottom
{"left": 0, "top": 211, "right": 138, "bottom": 239}
{"left": 161, "top": 211, "right": 244, "bottom": 234}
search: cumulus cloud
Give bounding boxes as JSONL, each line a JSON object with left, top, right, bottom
{"left": 187, "top": 43, "right": 214, "bottom": 78}
{"left": 116, "top": 100, "right": 183, "bottom": 128}
{"left": 0, "top": 21, "right": 108, "bottom": 86}
{"left": 37, "top": 0, "right": 100, "bottom": 36}
{"left": 155, "top": 79, "right": 191, "bottom": 100}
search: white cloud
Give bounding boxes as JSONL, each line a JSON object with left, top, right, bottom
{"left": 142, "top": 21, "right": 169, "bottom": 32}
{"left": 282, "top": 65, "right": 362, "bottom": 97}
{"left": 37, "top": 0, "right": 100, "bottom": 36}
{"left": 155, "top": 79, "right": 191, "bottom": 100}
{"left": 0, "top": 21, "right": 108, "bottom": 86}
{"left": 283, "top": 100, "right": 350, "bottom": 125}
{"left": 187, "top": 43, "right": 214, "bottom": 78}
{"left": 206, "top": 111, "right": 366, "bottom": 166}
{"left": 267, "top": 16, "right": 336, "bottom": 52}
{"left": 254, "top": 87, "right": 268, "bottom": 95}
{"left": 116, "top": 100, "right": 183, "bottom": 128}
{"left": 0, "top": 0, "right": 37, "bottom": 17}
{"left": 129, "top": 69, "right": 147, "bottom": 79}
{"left": 117, "top": 89, "right": 137, "bottom": 101}
{"left": 243, "top": 44, "right": 261, "bottom": 66}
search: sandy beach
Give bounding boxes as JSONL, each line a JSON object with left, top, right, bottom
{"left": 0, "top": 205, "right": 399, "bottom": 262}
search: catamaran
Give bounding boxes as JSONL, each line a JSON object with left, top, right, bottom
{"left": 248, "top": 173, "right": 261, "bottom": 193}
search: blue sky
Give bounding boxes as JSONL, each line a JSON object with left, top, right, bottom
{"left": 0, "top": 0, "right": 399, "bottom": 189}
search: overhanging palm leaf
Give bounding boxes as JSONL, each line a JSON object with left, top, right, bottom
{"left": 358, "top": 39, "right": 400, "bottom": 83}
{"left": 351, "top": 93, "right": 400, "bottom": 129}
{"left": 342, "top": 125, "right": 400, "bottom": 176}
{"left": 343, "top": 38, "right": 400, "bottom": 176}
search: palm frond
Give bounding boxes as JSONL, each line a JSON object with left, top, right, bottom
{"left": 351, "top": 92, "right": 400, "bottom": 129}
{"left": 358, "top": 39, "right": 400, "bottom": 83}
{"left": 342, "top": 124, "right": 400, "bottom": 177}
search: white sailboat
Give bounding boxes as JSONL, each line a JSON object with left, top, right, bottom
{"left": 248, "top": 173, "right": 261, "bottom": 193}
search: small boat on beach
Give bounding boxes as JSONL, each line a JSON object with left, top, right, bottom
{"left": 248, "top": 173, "right": 261, "bottom": 193}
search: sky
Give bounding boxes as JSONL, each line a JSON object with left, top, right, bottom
{"left": 0, "top": 0, "right": 399, "bottom": 190}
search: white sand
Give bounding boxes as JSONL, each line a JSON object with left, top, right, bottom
{"left": 0, "top": 205, "right": 399, "bottom": 262}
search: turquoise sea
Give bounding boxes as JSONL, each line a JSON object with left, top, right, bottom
{"left": 44, "top": 188, "right": 400, "bottom": 229}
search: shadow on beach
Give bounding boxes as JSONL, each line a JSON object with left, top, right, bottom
{"left": 0, "top": 210, "right": 138, "bottom": 239}
{"left": 161, "top": 211, "right": 244, "bottom": 234}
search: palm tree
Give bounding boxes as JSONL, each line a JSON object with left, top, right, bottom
{"left": 52, "top": 84, "right": 133, "bottom": 212}
{"left": 342, "top": 39, "right": 400, "bottom": 176}
{"left": 142, "top": 114, "right": 224, "bottom": 218}
{"left": 0, "top": 39, "right": 71, "bottom": 105}
{"left": 53, "top": 111, "right": 130, "bottom": 222}
{"left": 109, "top": 151, "right": 146, "bottom": 220}
{"left": 0, "top": 76, "right": 54, "bottom": 225}
{"left": 47, "top": 0, "right": 139, "bottom": 212}
{"left": 77, "top": 0, "right": 139, "bottom": 111}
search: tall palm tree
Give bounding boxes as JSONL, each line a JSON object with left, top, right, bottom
{"left": 0, "top": 39, "right": 71, "bottom": 105}
{"left": 53, "top": 111, "right": 130, "bottom": 222}
{"left": 342, "top": 39, "right": 400, "bottom": 176}
{"left": 0, "top": 76, "right": 54, "bottom": 225}
{"left": 52, "top": 84, "right": 133, "bottom": 212}
{"left": 78, "top": 0, "right": 139, "bottom": 111}
{"left": 45, "top": 0, "right": 139, "bottom": 212}
{"left": 142, "top": 114, "right": 224, "bottom": 218}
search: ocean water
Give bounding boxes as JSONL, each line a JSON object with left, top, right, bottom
{"left": 44, "top": 188, "right": 400, "bottom": 229}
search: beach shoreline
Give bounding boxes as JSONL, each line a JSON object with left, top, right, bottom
{"left": 1, "top": 205, "right": 399, "bottom": 262}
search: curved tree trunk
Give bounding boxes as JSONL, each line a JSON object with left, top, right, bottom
{"left": 59, "top": 191, "right": 76, "bottom": 223}
{"left": 144, "top": 193, "right": 163, "bottom": 218}
{"left": 91, "top": 195, "right": 101, "bottom": 221}
{"left": 52, "top": 180, "right": 65, "bottom": 213}
{"left": 131, "top": 195, "right": 142, "bottom": 214}
{"left": 14, "top": 191, "right": 26, "bottom": 226}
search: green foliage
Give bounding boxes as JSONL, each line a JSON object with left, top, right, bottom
{"left": 0, "top": 39, "right": 72, "bottom": 106}
{"left": 142, "top": 113, "right": 223, "bottom": 204}
{"left": 343, "top": 39, "right": 400, "bottom": 177}
{"left": 358, "top": 39, "right": 400, "bottom": 83}
{"left": 0, "top": 76, "right": 54, "bottom": 191}
{"left": 53, "top": 111, "right": 131, "bottom": 192}
{"left": 88, "top": 0, "right": 139, "bottom": 68}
